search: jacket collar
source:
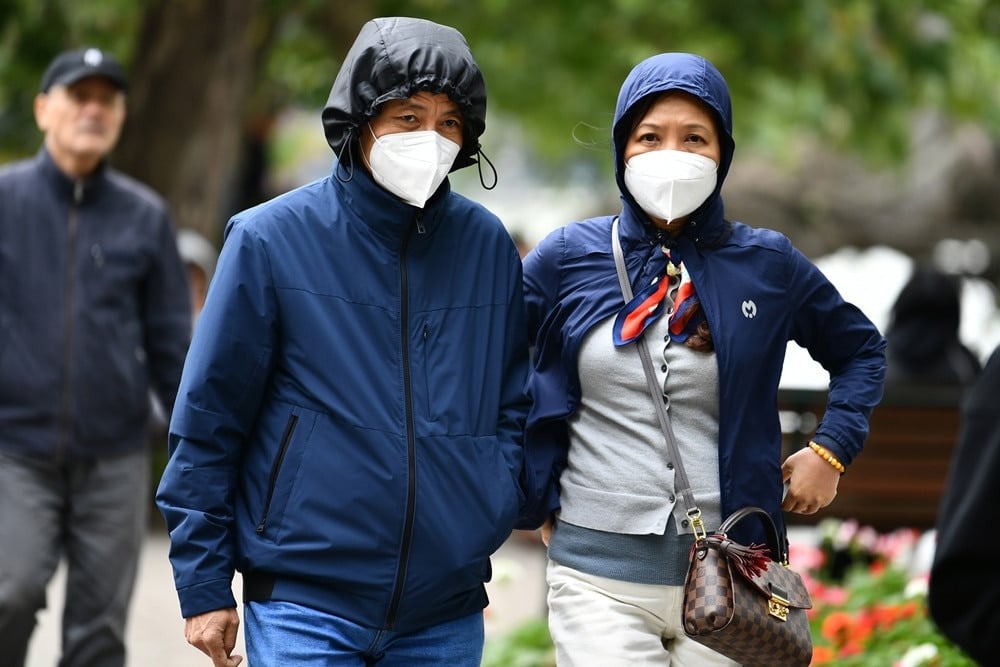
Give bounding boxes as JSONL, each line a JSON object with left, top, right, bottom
{"left": 35, "top": 147, "right": 109, "bottom": 204}
{"left": 618, "top": 188, "right": 728, "bottom": 256}
{"left": 332, "top": 158, "right": 450, "bottom": 246}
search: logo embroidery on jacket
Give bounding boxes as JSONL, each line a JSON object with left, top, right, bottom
{"left": 741, "top": 300, "right": 757, "bottom": 319}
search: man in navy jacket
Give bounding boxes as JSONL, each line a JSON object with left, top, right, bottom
{"left": 156, "top": 17, "right": 529, "bottom": 667}
{"left": 0, "top": 47, "right": 191, "bottom": 666}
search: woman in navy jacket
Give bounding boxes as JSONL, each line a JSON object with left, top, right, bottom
{"left": 519, "top": 53, "right": 885, "bottom": 665}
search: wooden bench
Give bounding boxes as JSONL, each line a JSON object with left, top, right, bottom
{"left": 778, "top": 385, "right": 964, "bottom": 532}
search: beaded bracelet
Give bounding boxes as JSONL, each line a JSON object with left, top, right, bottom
{"left": 809, "top": 441, "right": 846, "bottom": 474}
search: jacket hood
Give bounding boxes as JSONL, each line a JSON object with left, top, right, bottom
{"left": 612, "top": 53, "right": 735, "bottom": 244}
{"left": 321, "top": 17, "right": 487, "bottom": 172}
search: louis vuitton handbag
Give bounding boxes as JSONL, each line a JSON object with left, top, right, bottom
{"left": 682, "top": 507, "right": 812, "bottom": 666}
{"left": 612, "top": 219, "right": 813, "bottom": 667}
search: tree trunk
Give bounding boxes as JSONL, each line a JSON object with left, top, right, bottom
{"left": 114, "top": 0, "right": 268, "bottom": 242}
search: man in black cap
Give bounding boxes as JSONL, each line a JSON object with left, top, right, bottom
{"left": 0, "top": 47, "right": 191, "bottom": 667}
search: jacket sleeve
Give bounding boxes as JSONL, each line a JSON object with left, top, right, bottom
{"left": 496, "top": 237, "right": 531, "bottom": 512}
{"left": 517, "top": 229, "right": 569, "bottom": 529}
{"left": 928, "top": 346, "right": 1000, "bottom": 665}
{"left": 786, "top": 243, "right": 886, "bottom": 466}
{"left": 144, "top": 208, "right": 192, "bottom": 416}
{"left": 155, "top": 218, "right": 278, "bottom": 618}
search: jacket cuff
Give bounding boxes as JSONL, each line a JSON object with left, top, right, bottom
{"left": 178, "top": 578, "right": 238, "bottom": 619}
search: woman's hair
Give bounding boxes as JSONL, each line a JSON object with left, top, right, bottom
{"left": 686, "top": 320, "right": 714, "bottom": 353}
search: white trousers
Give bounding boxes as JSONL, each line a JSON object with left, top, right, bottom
{"left": 546, "top": 560, "right": 742, "bottom": 667}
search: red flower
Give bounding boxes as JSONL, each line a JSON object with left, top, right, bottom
{"left": 810, "top": 645, "right": 835, "bottom": 665}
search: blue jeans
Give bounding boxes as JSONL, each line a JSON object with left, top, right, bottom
{"left": 244, "top": 601, "right": 484, "bottom": 666}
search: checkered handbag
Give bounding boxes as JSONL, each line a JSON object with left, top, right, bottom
{"left": 682, "top": 507, "right": 813, "bottom": 667}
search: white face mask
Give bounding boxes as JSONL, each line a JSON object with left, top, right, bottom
{"left": 366, "top": 127, "right": 462, "bottom": 208}
{"left": 624, "top": 150, "right": 718, "bottom": 223}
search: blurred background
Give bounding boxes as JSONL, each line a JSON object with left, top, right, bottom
{"left": 4, "top": 1, "right": 1000, "bottom": 370}
{"left": 7, "top": 3, "right": 999, "bottom": 664}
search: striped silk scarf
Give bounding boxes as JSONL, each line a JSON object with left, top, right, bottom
{"left": 612, "top": 250, "right": 702, "bottom": 346}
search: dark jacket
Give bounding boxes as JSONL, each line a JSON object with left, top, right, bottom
{"left": 0, "top": 148, "right": 190, "bottom": 460}
{"left": 156, "top": 17, "right": 529, "bottom": 634}
{"left": 518, "top": 53, "right": 887, "bottom": 548}
{"left": 928, "top": 345, "right": 1000, "bottom": 665}
{"left": 885, "top": 264, "right": 981, "bottom": 386}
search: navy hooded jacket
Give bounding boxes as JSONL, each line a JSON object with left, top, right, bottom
{"left": 156, "top": 17, "right": 530, "bottom": 633}
{"left": 518, "top": 53, "right": 886, "bottom": 547}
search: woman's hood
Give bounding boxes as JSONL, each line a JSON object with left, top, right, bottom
{"left": 321, "top": 17, "right": 487, "bottom": 172}
{"left": 612, "top": 53, "right": 735, "bottom": 239}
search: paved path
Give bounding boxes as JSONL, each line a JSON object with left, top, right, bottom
{"left": 26, "top": 530, "right": 549, "bottom": 667}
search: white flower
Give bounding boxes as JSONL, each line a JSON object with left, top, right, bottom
{"left": 897, "top": 643, "right": 939, "bottom": 667}
{"left": 904, "top": 576, "right": 929, "bottom": 598}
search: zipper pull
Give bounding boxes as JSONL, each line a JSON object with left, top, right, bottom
{"left": 73, "top": 180, "right": 84, "bottom": 204}
{"left": 415, "top": 212, "right": 426, "bottom": 234}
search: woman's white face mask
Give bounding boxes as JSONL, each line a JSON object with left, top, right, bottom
{"left": 624, "top": 149, "right": 718, "bottom": 222}
{"left": 366, "top": 126, "right": 461, "bottom": 208}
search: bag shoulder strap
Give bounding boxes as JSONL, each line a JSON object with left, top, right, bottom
{"left": 611, "top": 218, "right": 705, "bottom": 539}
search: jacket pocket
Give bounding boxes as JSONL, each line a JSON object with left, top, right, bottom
{"left": 418, "top": 320, "right": 434, "bottom": 419}
{"left": 255, "top": 413, "right": 299, "bottom": 536}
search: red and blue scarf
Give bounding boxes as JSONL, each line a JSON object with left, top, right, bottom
{"left": 612, "top": 250, "right": 703, "bottom": 346}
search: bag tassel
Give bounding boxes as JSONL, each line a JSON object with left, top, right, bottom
{"left": 709, "top": 535, "right": 771, "bottom": 579}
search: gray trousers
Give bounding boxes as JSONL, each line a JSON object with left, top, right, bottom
{"left": 0, "top": 449, "right": 149, "bottom": 667}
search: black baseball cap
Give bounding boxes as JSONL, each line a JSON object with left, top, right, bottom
{"left": 40, "top": 47, "right": 128, "bottom": 93}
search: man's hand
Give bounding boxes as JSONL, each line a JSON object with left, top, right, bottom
{"left": 185, "top": 608, "right": 243, "bottom": 667}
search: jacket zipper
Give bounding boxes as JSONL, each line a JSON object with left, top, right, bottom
{"left": 256, "top": 414, "right": 299, "bottom": 534}
{"left": 57, "top": 181, "right": 84, "bottom": 461}
{"left": 385, "top": 213, "right": 422, "bottom": 629}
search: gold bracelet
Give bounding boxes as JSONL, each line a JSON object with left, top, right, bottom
{"left": 809, "top": 441, "right": 846, "bottom": 474}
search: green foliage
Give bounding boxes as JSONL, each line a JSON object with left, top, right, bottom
{"left": 0, "top": 0, "right": 141, "bottom": 157}
{"left": 481, "top": 618, "right": 555, "bottom": 667}
{"left": 2, "top": 0, "right": 1000, "bottom": 170}
{"left": 391, "top": 0, "right": 1000, "bottom": 170}
{"left": 262, "top": 11, "right": 338, "bottom": 109}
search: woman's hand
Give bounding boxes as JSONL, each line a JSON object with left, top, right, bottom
{"left": 781, "top": 447, "right": 841, "bottom": 514}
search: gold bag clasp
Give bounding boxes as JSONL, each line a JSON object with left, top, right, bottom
{"left": 768, "top": 593, "right": 790, "bottom": 621}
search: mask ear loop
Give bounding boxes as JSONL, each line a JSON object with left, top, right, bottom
{"left": 476, "top": 146, "right": 498, "bottom": 190}
{"left": 334, "top": 127, "right": 356, "bottom": 183}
